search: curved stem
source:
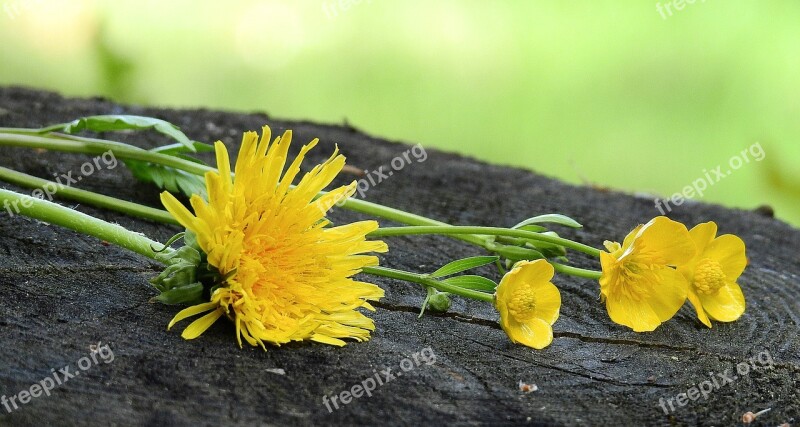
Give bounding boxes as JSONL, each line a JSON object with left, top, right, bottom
{"left": 369, "top": 226, "right": 602, "bottom": 257}
{"left": 362, "top": 266, "right": 494, "bottom": 303}
{"left": 0, "top": 166, "right": 179, "bottom": 225}
{"left": 0, "top": 188, "right": 168, "bottom": 260}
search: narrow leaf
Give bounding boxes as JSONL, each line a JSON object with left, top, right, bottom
{"left": 512, "top": 214, "right": 582, "bottom": 229}
{"left": 441, "top": 275, "right": 497, "bottom": 292}
{"left": 517, "top": 224, "right": 546, "bottom": 232}
{"left": 430, "top": 256, "right": 499, "bottom": 278}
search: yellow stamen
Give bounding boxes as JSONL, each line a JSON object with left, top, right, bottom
{"left": 694, "top": 258, "right": 727, "bottom": 295}
{"left": 507, "top": 284, "right": 537, "bottom": 322}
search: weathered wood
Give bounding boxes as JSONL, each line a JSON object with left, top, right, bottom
{"left": 0, "top": 87, "right": 797, "bottom": 426}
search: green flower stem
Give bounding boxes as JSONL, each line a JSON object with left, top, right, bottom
{"left": 362, "top": 266, "right": 494, "bottom": 303}
{"left": 0, "top": 166, "right": 179, "bottom": 225}
{"left": 0, "top": 132, "right": 211, "bottom": 175}
{"left": 0, "top": 131, "right": 488, "bottom": 247}
{"left": 0, "top": 188, "right": 168, "bottom": 260}
{"left": 369, "top": 226, "right": 602, "bottom": 257}
{"left": 551, "top": 262, "right": 602, "bottom": 280}
{"left": 0, "top": 131, "right": 596, "bottom": 256}
{"left": 339, "top": 198, "right": 488, "bottom": 247}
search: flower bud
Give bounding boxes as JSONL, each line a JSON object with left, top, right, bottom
{"left": 427, "top": 292, "right": 452, "bottom": 312}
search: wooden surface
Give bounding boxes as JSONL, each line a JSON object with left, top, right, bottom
{"left": 0, "top": 87, "right": 797, "bottom": 426}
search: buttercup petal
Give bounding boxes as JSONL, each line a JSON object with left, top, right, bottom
{"left": 704, "top": 234, "right": 747, "bottom": 281}
{"left": 699, "top": 282, "right": 746, "bottom": 322}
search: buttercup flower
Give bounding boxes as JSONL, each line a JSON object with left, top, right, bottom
{"left": 161, "top": 126, "right": 388, "bottom": 348}
{"left": 679, "top": 222, "right": 747, "bottom": 327}
{"left": 599, "top": 216, "right": 696, "bottom": 332}
{"left": 495, "top": 259, "right": 561, "bottom": 349}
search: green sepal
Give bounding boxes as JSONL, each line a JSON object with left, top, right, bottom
{"left": 427, "top": 292, "right": 452, "bottom": 312}
{"left": 151, "top": 245, "right": 205, "bottom": 305}
{"left": 152, "top": 282, "right": 204, "bottom": 305}
{"left": 183, "top": 229, "right": 201, "bottom": 252}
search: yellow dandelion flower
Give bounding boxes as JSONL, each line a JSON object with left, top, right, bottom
{"left": 495, "top": 260, "right": 561, "bottom": 349}
{"left": 599, "top": 216, "right": 696, "bottom": 332}
{"left": 679, "top": 222, "right": 747, "bottom": 327}
{"left": 160, "top": 126, "right": 388, "bottom": 348}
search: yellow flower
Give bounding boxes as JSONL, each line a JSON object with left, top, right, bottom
{"left": 161, "top": 126, "right": 388, "bottom": 348}
{"left": 679, "top": 222, "right": 747, "bottom": 327}
{"left": 495, "top": 260, "right": 561, "bottom": 349}
{"left": 599, "top": 216, "right": 696, "bottom": 332}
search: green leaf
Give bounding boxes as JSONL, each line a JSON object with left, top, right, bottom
{"left": 429, "top": 255, "right": 499, "bottom": 278}
{"left": 152, "top": 141, "right": 215, "bottom": 156}
{"left": 512, "top": 214, "right": 583, "bottom": 229}
{"left": 517, "top": 224, "right": 546, "bottom": 232}
{"left": 441, "top": 275, "right": 497, "bottom": 292}
{"left": 47, "top": 115, "right": 198, "bottom": 152}
{"left": 124, "top": 159, "right": 208, "bottom": 199}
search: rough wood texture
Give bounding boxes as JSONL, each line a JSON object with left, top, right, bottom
{"left": 0, "top": 87, "right": 797, "bottom": 426}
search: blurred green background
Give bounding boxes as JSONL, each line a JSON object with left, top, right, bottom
{"left": 1, "top": 0, "right": 798, "bottom": 226}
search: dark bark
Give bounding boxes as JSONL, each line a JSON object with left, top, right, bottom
{"left": 0, "top": 87, "right": 797, "bottom": 426}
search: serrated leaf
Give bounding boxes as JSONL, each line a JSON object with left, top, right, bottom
{"left": 429, "top": 256, "right": 499, "bottom": 278}
{"left": 124, "top": 159, "right": 207, "bottom": 199}
{"left": 48, "top": 115, "right": 197, "bottom": 152}
{"left": 441, "top": 275, "right": 497, "bottom": 292}
{"left": 512, "top": 214, "right": 582, "bottom": 229}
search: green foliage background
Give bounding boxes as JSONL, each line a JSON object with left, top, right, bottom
{"left": 1, "top": 0, "right": 798, "bottom": 226}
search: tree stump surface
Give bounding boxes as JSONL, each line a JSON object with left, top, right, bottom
{"left": 0, "top": 87, "right": 797, "bottom": 426}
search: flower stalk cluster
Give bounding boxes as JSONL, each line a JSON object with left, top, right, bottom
{"left": 0, "top": 118, "right": 749, "bottom": 350}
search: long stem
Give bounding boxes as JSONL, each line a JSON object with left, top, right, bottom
{"left": 0, "top": 131, "right": 600, "bottom": 258}
{"left": 0, "top": 131, "right": 491, "bottom": 246}
{"left": 0, "top": 188, "right": 168, "bottom": 260}
{"left": 0, "top": 132, "right": 211, "bottom": 175}
{"left": 0, "top": 167, "right": 179, "bottom": 225}
{"left": 362, "top": 266, "right": 494, "bottom": 303}
{"left": 369, "top": 226, "right": 602, "bottom": 257}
